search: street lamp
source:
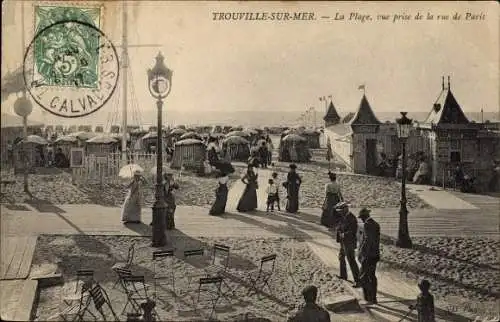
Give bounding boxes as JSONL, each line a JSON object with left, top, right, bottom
{"left": 14, "top": 92, "right": 33, "bottom": 193}
{"left": 395, "top": 112, "right": 413, "bottom": 248}
{"left": 147, "top": 52, "right": 173, "bottom": 247}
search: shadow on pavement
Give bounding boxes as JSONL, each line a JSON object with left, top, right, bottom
{"left": 122, "top": 222, "right": 152, "bottom": 236}
{"left": 25, "top": 197, "right": 66, "bottom": 213}
{"left": 221, "top": 210, "right": 316, "bottom": 240}
{"left": 3, "top": 203, "right": 31, "bottom": 211}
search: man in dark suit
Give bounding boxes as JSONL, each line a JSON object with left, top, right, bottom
{"left": 358, "top": 208, "right": 380, "bottom": 304}
{"left": 335, "top": 202, "right": 360, "bottom": 287}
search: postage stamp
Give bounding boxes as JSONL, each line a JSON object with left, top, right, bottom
{"left": 23, "top": 6, "right": 119, "bottom": 118}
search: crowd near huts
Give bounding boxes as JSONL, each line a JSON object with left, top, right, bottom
{"left": 1, "top": 118, "right": 318, "bottom": 177}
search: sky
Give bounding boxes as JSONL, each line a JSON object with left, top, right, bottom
{"left": 1, "top": 1, "right": 498, "bottom": 126}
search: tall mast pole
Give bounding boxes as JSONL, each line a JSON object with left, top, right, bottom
{"left": 121, "top": 0, "right": 128, "bottom": 162}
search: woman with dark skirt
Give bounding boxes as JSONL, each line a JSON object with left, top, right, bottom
{"left": 285, "top": 163, "right": 302, "bottom": 213}
{"left": 320, "top": 172, "right": 343, "bottom": 228}
{"left": 209, "top": 172, "right": 229, "bottom": 215}
{"left": 237, "top": 165, "right": 259, "bottom": 212}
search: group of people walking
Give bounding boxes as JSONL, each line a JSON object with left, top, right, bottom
{"left": 209, "top": 162, "right": 303, "bottom": 215}
{"left": 319, "top": 170, "right": 381, "bottom": 304}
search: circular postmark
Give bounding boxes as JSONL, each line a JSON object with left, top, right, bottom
{"left": 23, "top": 19, "right": 119, "bottom": 118}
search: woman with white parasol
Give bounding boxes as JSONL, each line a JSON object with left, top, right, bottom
{"left": 120, "top": 167, "right": 146, "bottom": 224}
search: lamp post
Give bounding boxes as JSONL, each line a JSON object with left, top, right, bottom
{"left": 147, "top": 52, "right": 173, "bottom": 247}
{"left": 14, "top": 91, "right": 33, "bottom": 193}
{"left": 395, "top": 112, "right": 413, "bottom": 248}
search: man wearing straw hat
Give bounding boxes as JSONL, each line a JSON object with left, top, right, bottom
{"left": 357, "top": 208, "right": 380, "bottom": 304}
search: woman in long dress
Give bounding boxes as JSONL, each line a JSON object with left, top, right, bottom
{"left": 237, "top": 165, "right": 258, "bottom": 212}
{"left": 320, "top": 172, "right": 343, "bottom": 228}
{"left": 285, "top": 163, "right": 302, "bottom": 213}
{"left": 121, "top": 170, "right": 146, "bottom": 224}
{"left": 209, "top": 172, "right": 229, "bottom": 215}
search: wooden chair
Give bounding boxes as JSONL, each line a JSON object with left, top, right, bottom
{"left": 247, "top": 254, "right": 277, "bottom": 295}
{"left": 88, "top": 283, "right": 119, "bottom": 321}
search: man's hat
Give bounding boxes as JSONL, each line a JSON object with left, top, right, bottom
{"left": 301, "top": 285, "right": 318, "bottom": 297}
{"left": 334, "top": 201, "right": 348, "bottom": 210}
{"left": 358, "top": 208, "right": 371, "bottom": 218}
{"left": 289, "top": 163, "right": 297, "bottom": 169}
{"left": 418, "top": 279, "right": 431, "bottom": 289}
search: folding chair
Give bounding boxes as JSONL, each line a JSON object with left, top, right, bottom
{"left": 88, "top": 284, "right": 119, "bottom": 321}
{"left": 152, "top": 250, "right": 176, "bottom": 299}
{"left": 247, "top": 254, "right": 276, "bottom": 295}
{"left": 113, "top": 266, "right": 133, "bottom": 291}
{"left": 183, "top": 249, "right": 206, "bottom": 289}
{"left": 62, "top": 270, "right": 95, "bottom": 306}
{"left": 60, "top": 270, "right": 96, "bottom": 322}
{"left": 112, "top": 243, "right": 135, "bottom": 289}
{"left": 121, "top": 275, "right": 156, "bottom": 317}
{"left": 204, "top": 244, "right": 235, "bottom": 300}
{"left": 59, "top": 288, "right": 94, "bottom": 321}
{"left": 194, "top": 276, "right": 223, "bottom": 319}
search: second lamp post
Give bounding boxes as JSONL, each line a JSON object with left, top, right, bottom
{"left": 395, "top": 111, "right": 413, "bottom": 248}
{"left": 147, "top": 52, "right": 173, "bottom": 247}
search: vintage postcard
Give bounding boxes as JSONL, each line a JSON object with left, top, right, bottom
{"left": 1, "top": 1, "right": 498, "bottom": 321}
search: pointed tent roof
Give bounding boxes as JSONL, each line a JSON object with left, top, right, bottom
{"left": 351, "top": 95, "right": 381, "bottom": 125}
{"left": 323, "top": 101, "right": 341, "bottom": 123}
{"left": 424, "top": 87, "right": 469, "bottom": 125}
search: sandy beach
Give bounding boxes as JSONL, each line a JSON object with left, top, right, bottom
{"left": 380, "top": 236, "right": 499, "bottom": 320}
{"left": 1, "top": 155, "right": 430, "bottom": 210}
{"left": 32, "top": 235, "right": 354, "bottom": 322}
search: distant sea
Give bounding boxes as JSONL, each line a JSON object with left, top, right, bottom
{"left": 35, "top": 110, "right": 499, "bottom": 128}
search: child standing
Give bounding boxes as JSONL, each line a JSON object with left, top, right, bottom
{"left": 409, "top": 279, "right": 435, "bottom": 322}
{"left": 266, "top": 178, "right": 278, "bottom": 212}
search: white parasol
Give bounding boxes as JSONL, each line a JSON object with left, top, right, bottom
{"left": 118, "top": 164, "right": 144, "bottom": 179}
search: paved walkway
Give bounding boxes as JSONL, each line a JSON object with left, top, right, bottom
{"left": 2, "top": 205, "right": 497, "bottom": 238}
{"left": 1, "top": 174, "right": 499, "bottom": 321}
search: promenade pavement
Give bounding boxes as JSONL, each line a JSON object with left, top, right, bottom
{"left": 1, "top": 168, "right": 498, "bottom": 321}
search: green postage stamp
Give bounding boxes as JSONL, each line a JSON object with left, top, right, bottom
{"left": 34, "top": 6, "right": 102, "bottom": 88}
{"left": 24, "top": 5, "right": 119, "bottom": 118}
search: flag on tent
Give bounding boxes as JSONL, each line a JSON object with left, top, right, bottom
{"left": 358, "top": 84, "right": 365, "bottom": 90}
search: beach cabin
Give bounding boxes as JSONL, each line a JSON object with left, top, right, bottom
{"left": 222, "top": 136, "right": 250, "bottom": 162}
{"left": 301, "top": 129, "right": 321, "bottom": 149}
{"left": 170, "top": 139, "right": 206, "bottom": 171}
{"left": 85, "top": 135, "right": 119, "bottom": 156}
{"left": 1, "top": 113, "right": 44, "bottom": 165}
{"left": 279, "top": 134, "right": 311, "bottom": 163}
{"left": 324, "top": 77, "right": 500, "bottom": 190}
{"left": 415, "top": 77, "right": 500, "bottom": 188}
